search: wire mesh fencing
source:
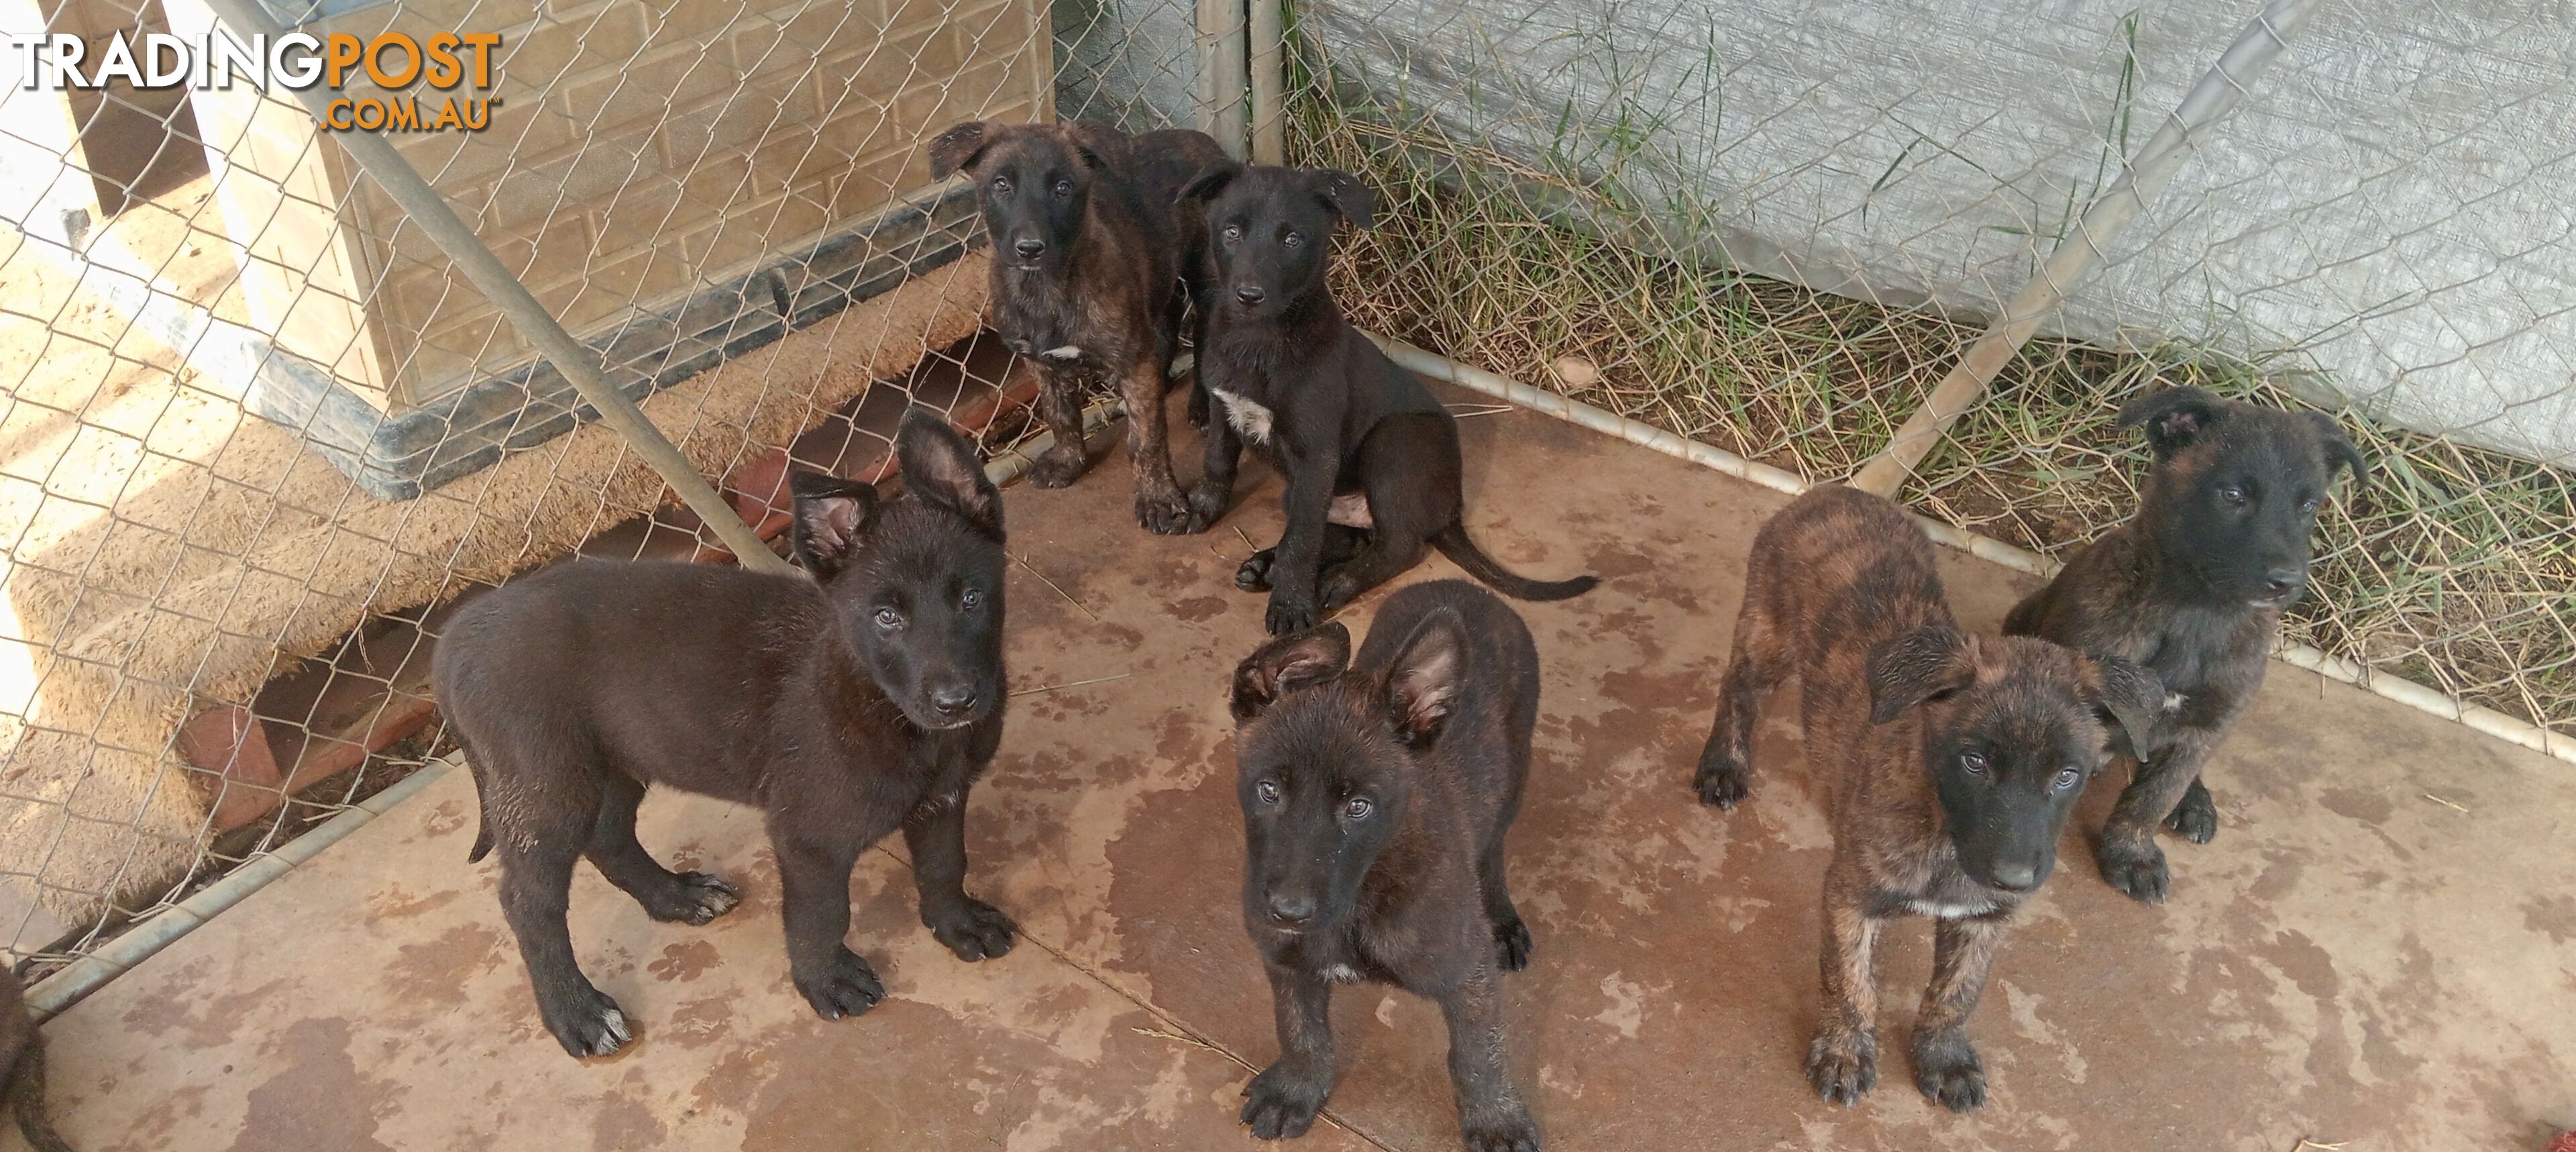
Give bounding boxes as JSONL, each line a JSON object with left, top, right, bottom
{"left": 2, "top": 0, "right": 2567, "bottom": 998}
{"left": 0, "top": 0, "right": 1218, "bottom": 982}
{"left": 1279, "top": 0, "right": 2574, "bottom": 746}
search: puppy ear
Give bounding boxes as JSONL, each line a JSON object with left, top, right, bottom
{"left": 2306, "top": 411, "right": 2368, "bottom": 490}
{"left": 2115, "top": 386, "right": 2226, "bottom": 460}
{"left": 2079, "top": 654, "right": 2165, "bottom": 763}
{"left": 1310, "top": 170, "right": 1377, "bottom": 229}
{"left": 790, "top": 470, "right": 877, "bottom": 580}
{"left": 1230, "top": 623, "right": 1352, "bottom": 722}
{"left": 894, "top": 410, "right": 1002, "bottom": 539}
{"left": 1075, "top": 145, "right": 1107, "bottom": 170}
{"left": 1384, "top": 609, "right": 1465, "bottom": 745}
{"left": 1865, "top": 625, "right": 1972, "bottom": 725}
{"left": 1177, "top": 159, "right": 1244, "bottom": 206}
{"left": 928, "top": 121, "right": 991, "bottom": 180}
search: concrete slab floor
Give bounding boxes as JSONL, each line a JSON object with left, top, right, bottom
{"left": 26, "top": 384, "right": 2576, "bottom": 1151}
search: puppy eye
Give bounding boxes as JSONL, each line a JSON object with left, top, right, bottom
{"left": 2218, "top": 484, "right": 2249, "bottom": 507}
{"left": 1053, "top": 179, "right": 1073, "bottom": 197}
{"left": 1222, "top": 225, "right": 1242, "bottom": 243}
{"left": 1342, "top": 797, "right": 1373, "bottom": 820}
{"left": 873, "top": 608, "right": 903, "bottom": 629}
{"left": 991, "top": 176, "right": 1011, "bottom": 194}
{"left": 2300, "top": 496, "right": 2320, "bottom": 513}
{"left": 959, "top": 588, "right": 983, "bottom": 611}
{"left": 1282, "top": 231, "right": 1302, "bottom": 248}
{"left": 1960, "top": 752, "right": 1989, "bottom": 775}
{"left": 2053, "top": 767, "right": 2082, "bottom": 790}
{"left": 1255, "top": 780, "right": 1281, "bottom": 804}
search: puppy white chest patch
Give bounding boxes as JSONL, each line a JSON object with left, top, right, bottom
{"left": 1210, "top": 387, "right": 1275, "bottom": 445}
{"left": 2161, "top": 692, "right": 2186, "bottom": 715}
{"left": 1907, "top": 898, "right": 1996, "bottom": 920}
{"left": 1039, "top": 345, "right": 1083, "bottom": 361}
{"left": 1319, "top": 963, "right": 1364, "bottom": 984}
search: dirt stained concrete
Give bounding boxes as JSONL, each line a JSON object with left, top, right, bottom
{"left": 28, "top": 384, "right": 2576, "bottom": 1151}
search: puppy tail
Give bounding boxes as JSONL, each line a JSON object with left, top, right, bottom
{"left": 1431, "top": 523, "right": 1600, "bottom": 602}
{"left": 5, "top": 1040, "right": 75, "bottom": 1152}
{"left": 462, "top": 750, "right": 495, "bottom": 865}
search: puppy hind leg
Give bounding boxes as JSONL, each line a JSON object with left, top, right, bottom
{"left": 1025, "top": 366, "right": 1091, "bottom": 489}
{"left": 586, "top": 771, "right": 737, "bottom": 926}
{"left": 498, "top": 835, "right": 632, "bottom": 1058}
{"left": 1696, "top": 588, "right": 1790, "bottom": 808}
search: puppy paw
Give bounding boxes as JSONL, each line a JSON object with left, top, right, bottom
{"left": 793, "top": 948, "right": 885, "bottom": 1020}
{"left": 642, "top": 872, "right": 740, "bottom": 926}
{"left": 539, "top": 986, "right": 633, "bottom": 1059}
{"left": 2165, "top": 779, "right": 2218, "bottom": 844}
{"left": 1265, "top": 595, "right": 1322, "bottom": 637}
{"left": 926, "top": 897, "right": 1018, "bottom": 961}
{"left": 2098, "top": 837, "right": 2171, "bottom": 904}
{"left": 1026, "top": 445, "right": 1088, "bottom": 489}
{"left": 1239, "top": 1061, "right": 1332, "bottom": 1140}
{"left": 1136, "top": 489, "right": 1199, "bottom": 535}
{"left": 1236, "top": 552, "right": 1275, "bottom": 592}
{"left": 1318, "top": 570, "right": 1362, "bottom": 611}
{"left": 1185, "top": 482, "right": 1230, "bottom": 531}
{"left": 1805, "top": 1027, "right": 1878, "bottom": 1106}
{"left": 1462, "top": 1108, "right": 1542, "bottom": 1152}
{"left": 1911, "top": 1029, "right": 1987, "bottom": 1112}
{"left": 1493, "top": 916, "right": 1534, "bottom": 972}
{"left": 1693, "top": 754, "right": 1750, "bottom": 810}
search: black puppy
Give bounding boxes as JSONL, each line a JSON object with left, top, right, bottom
{"left": 1177, "top": 162, "right": 1597, "bottom": 635}
{"left": 930, "top": 119, "right": 1226, "bottom": 534}
{"left": 2004, "top": 386, "right": 2364, "bottom": 902}
{"left": 1693, "top": 486, "right": 2162, "bottom": 1110}
{"left": 1, "top": 967, "right": 72, "bottom": 1152}
{"left": 433, "top": 412, "right": 1018, "bottom": 1057}
{"left": 1228, "top": 580, "right": 1543, "bottom": 1152}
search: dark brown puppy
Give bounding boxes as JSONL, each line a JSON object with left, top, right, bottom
{"left": 433, "top": 413, "right": 1016, "bottom": 1058}
{"left": 2004, "top": 386, "right": 2364, "bottom": 902}
{"left": 1, "top": 967, "right": 72, "bottom": 1152}
{"left": 1693, "top": 486, "right": 2161, "bottom": 1111}
{"left": 1230, "top": 580, "right": 1542, "bottom": 1152}
{"left": 930, "top": 119, "right": 1227, "bottom": 534}
{"left": 1178, "top": 161, "right": 1597, "bottom": 635}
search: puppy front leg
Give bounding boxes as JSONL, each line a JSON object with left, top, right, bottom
{"left": 1190, "top": 399, "right": 1240, "bottom": 529}
{"left": 1241, "top": 963, "right": 1336, "bottom": 1140}
{"left": 1262, "top": 448, "right": 1337, "bottom": 635}
{"left": 902, "top": 791, "right": 1016, "bottom": 961}
{"left": 1438, "top": 965, "right": 1541, "bottom": 1152}
{"left": 775, "top": 830, "right": 882, "bottom": 1020}
{"left": 1807, "top": 862, "right": 1881, "bottom": 1104}
{"left": 1025, "top": 363, "right": 1091, "bottom": 489}
{"left": 1911, "top": 914, "right": 2007, "bottom": 1111}
{"left": 2098, "top": 730, "right": 2219, "bottom": 903}
{"left": 1121, "top": 358, "right": 1197, "bottom": 534}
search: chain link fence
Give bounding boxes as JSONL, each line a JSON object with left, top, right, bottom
{"left": 0, "top": 0, "right": 1219, "bottom": 981}
{"left": 1282, "top": 0, "right": 2573, "bottom": 745}
{"left": 2, "top": 0, "right": 2567, "bottom": 995}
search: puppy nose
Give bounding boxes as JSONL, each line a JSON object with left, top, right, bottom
{"left": 1266, "top": 893, "right": 1314, "bottom": 926}
{"left": 930, "top": 686, "right": 979, "bottom": 717}
{"left": 1013, "top": 238, "right": 1045, "bottom": 258}
{"left": 2264, "top": 568, "right": 2305, "bottom": 595}
{"left": 1234, "top": 284, "right": 1267, "bottom": 305}
{"left": 1989, "top": 861, "right": 2039, "bottom": 892}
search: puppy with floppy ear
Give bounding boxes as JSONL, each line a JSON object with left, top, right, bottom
{"left": 930, "top": 118, "right": 1228, "bottom": 535}
{"left": 1226, "top": 580, "right": 1546, "bottom": 1151}
{"left": 1693, "top": 484, "right": 2163, "bottom": 1112}
{"left": 2008, "top": 386, "right": 2365, "bottom": 902}
{"left": 433, "top": 411, "right": 1019, "bottom": 1059}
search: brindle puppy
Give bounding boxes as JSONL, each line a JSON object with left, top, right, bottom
{"left": 2004, "top": 386, "right": 2364, "bottom": 902}
{"left": 929, "top": 119, "right": 1226, "bottom": 534}
{"left": 1693, "top": 485, "right": 2161, "bottom": 1111}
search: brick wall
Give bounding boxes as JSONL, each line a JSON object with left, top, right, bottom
{"left": 171, "top": 0, "right": 1048, "bottom": 410}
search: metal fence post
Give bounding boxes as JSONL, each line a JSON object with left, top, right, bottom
{"left": 194, "top": 0, "right": 796, "bottom": 574}
{"left": 1851, "top": 0, "right": 2324, "bottom": 496}
{"left": 1249, "top": 0, "right": 1285, "bottom": 164}
{"left": 1197, "top": 0, "right": 1251, "bottom": 158}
